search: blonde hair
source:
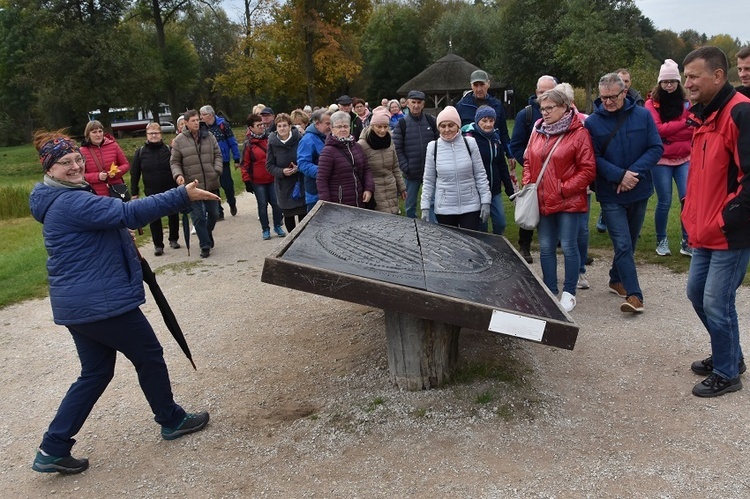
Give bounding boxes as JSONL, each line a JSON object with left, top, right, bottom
{"left": 252, "top": 104, "right": 266, "bottom": 115}
{"left": 84, "top": 120, "right": 103, "bottom": 139}
{"left": 146, "top": 122, "right": 162, "bottom": 132}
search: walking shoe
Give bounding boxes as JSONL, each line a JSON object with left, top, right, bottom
{"left": 154, "top": 246, "right": 164, "bottom": 256}
{"left": 217, "top": 213, "right": 225, "bottom": 222}
{"left": 620, "top": 295, "right": 644, "bottom": 313}
{"left": 692, "top": 373, "right": 742, "bottom": 398}
{"left": 691, "top": 355, "right": 747, "bottom": 376}
{"left": 161, "top": 412, "right": 210, "bottom": 440}
{"left": 655, "top": 238, "right": 671, "bottom": 256}
{"left": 608, "top": 282, "right": 627, "bottom": 298}
{"left": 200, "top": 248, "right": 210, "bottom": 258}
{"left": 273, "top": 225, "right": 286, "bottom": 237}
{"left": 596, "top": 214, "right": 607, "bottom": 233}
{"left": 32, "top": 450, "right": 89, "bottom": 474}
{"left": 262, "top": 229, "right": 271, "bottom": 240}
{"left": 577, "top": 274, "right": 590, "bottom": 289}
{"left": 680, "top": 239, "right": 693, "bottom": 257}
{"left": 585, "top": 256, "right": 594, "bottom": 265}
{"left": 519, "top": 242, "right": 533, "bottom": 264}
{"left": 169, "top": 240, "right": 181, "bottom": 249}
{"left": 230, "top": 205, "right": 238, "bottom": 216}
{"left": 560, "top": 291, "right": 576, "bottom": 312}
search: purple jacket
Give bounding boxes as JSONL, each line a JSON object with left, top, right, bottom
{"left": 317, "top": 135, "right": 374, "bottom": 207}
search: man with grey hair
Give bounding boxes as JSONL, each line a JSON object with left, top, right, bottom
{"left": 199, "top": 105, "right": 241, "bottom": 218}
{"left": 297, "top": 108, "right": 332, "bottom": 212}
{"left": 584, "top": 72, "right": 662, "bottom": 313}
{"left": 509, "top": 74, "right": 557, "bottom": 263}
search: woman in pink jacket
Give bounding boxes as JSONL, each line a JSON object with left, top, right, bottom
{"left": 80, "top": 120, "right": 130, "bottom": 197}
{"left": 645, "top": 59, "right": 693, "bottom": 257}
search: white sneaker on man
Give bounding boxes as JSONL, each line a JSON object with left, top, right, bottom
{"left": 560, "top": 291, "right": 576, "bottom": 312}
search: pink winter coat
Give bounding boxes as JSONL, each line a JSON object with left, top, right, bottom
{"left": 81, "top": 135, "right": 131, "bottom": 197}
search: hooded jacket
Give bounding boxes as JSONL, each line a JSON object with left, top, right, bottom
{"left": 463, "top": 124, "right": 514, "bottom": 197}
{"left": 584, "top": 96, "right": 663, "bottom": 205}
{"left": 29, "top": 180, "right": 191, "bottom": 325}
{"left": 358, "top": 127, "right": 406, "bottom": 214}
{"left": 241, "top": 133, "right": 273, "bottom": 185}
{"left": 456, "top": 91, "right": 512, "bottom": 158}
{"left": 170, "top": 123, "right": 223, "bottom": 191}
{"left": 266, "top": 127, "right": 305, "bottom": 211}
{"left": 130, "top": 140, "right": 178, "bottom": 196}
{"left": 80, "top": 135, "right": 130, "bottom": 197}
{"left": 317, "top": 135, "right": 374, "bottom": 207}
{"left": 297, "top": 123, "right": 327, "bottom": 205}
{"left": 206, "top": 115, "right": 241, "bottom": 164}
{"left": 522, "top": 111, "right": 596, "bottom": 215}
{"left": 682, "top": 83, "right": 750, "bottom": 250}
{"left": 421, "top": 134, "right": 491, "bottom": 215}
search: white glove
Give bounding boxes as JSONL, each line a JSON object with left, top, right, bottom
{"left": 480, "top": 203, "right": 490, "bottom": 223}
{"left": 420, "top": 209, "right": 430, "bottom": 222}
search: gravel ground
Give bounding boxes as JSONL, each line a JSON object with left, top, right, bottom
{"left": 2, "top": 192, "right": 750, "bottom": 498}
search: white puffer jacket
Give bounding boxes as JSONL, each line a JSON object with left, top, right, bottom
{"left": 421, "top": 134, "right": 491, "bottom": 215}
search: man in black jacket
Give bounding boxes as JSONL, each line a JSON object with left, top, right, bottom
{"left": 130, "top": 122, "right": 180, "bottom": 256}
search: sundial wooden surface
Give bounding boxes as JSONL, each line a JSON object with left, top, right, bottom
{"left": 262, "top": 202, "right": 578, "bottom": 351}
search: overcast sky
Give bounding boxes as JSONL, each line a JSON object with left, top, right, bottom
{"left": 222, "top": 0, "right": 750, "bottom": 46}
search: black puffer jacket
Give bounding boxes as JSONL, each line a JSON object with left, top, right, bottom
{"left": 130, "top": 141, "right": 178, "bottom": 196}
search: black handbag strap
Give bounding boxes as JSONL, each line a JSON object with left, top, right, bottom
{"left": 599, "top": 110, "right": 628, "bottom": 157}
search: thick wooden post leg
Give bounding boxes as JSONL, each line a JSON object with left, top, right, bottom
{"left": 384, "top": 310, "right": 460, "bottom": 390}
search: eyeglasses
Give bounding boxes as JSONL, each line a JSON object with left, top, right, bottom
{"left": 600, "top": 91, "right": 624, "bottom": 102}
{"left": 146, "top": 132, "right": 161, "bottom": 136}
{"left": 332, "top": 124, "right": 350, "bottom": 129}
{"left": 660, "top": 80, "right": 679, "bottom": 86}
{"left": 540, "top": 105, "right": 559, "bottom": 114}
{"left": 56, "top": 156, "right": 86, "bottom": 168}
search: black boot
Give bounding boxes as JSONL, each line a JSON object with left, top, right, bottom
{"left": 519, "top": 241, "right": 533, "bottom": 264}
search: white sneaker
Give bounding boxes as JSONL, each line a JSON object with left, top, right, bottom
{"left": 656, "top": 238, "right": 671, "bottom": 256}
{"left": 560, "top": 291, "right": 576, "bottom": 312}
{"left": 191, "top": 226, "right": 196, "bottom": 235}
{"left": 576, "top": 274, "right": 590, "bottom": 289}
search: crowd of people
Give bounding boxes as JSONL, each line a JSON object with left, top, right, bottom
{"left": 26, "top": 45, "right": 750, "bottom": 474}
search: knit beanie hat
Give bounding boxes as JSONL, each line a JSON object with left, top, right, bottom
{"left": 370, "top": 106, "right": 390, "bottom": 126}
{"left": 436, "top": 106, "right": 461, "bottom": 128}
{"left": 474, "top": 105, "right": 496, "bottom": 123}
{"left": 658, "top": 59, "right": 681, "bottom": 83}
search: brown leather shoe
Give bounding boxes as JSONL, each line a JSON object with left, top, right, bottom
{"left": 620, "top": 295, "right": 644, "bottom": 313}
{"left": 608, "top": 282, "right": 627, "bottom": 298}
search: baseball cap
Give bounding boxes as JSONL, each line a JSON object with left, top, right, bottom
{"left": 470, "top": 70, "right": 489, "bottom": 84}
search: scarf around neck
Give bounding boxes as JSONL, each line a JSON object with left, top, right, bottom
{"left": 539, "top": 108, "right": 574, "bottom": 136}
{"left": 365, "top": 130, "right": 391, "bottom": 150}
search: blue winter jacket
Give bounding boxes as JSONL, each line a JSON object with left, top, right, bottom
{"left": 29, "top": 180, "right": 192, "bottom": 325}
{"left": 584, "top": 96, "right": 663, "bottom": 205}
{"left": 463, "top": 124, "right": 514, "bottom": 197}
{"left": 297, "top": 123, "right": 327, "bottom": 205}
{"left": 392, "top": 112, "right": 439, "bottom": 181}
{"left": 207, "top": 116, "right": 241, "bottom": 164}
{"left": 510, "top": 95, "right": 542, "bottom": 164}
{"left": 456, "top": 92, "right": 512, "bottom": 158}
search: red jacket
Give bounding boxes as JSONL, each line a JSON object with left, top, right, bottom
{"left": 80, "top": 136, "right": 131, "bottom": 197}
{"left": 682, "top": 84, "right": 750, "bottom": 250}
{"left": 645, "top": 99, "right": 692, "bottom": 160}
{"left": 522, "top": 112, "right": 596, "bottom": 215}
{"left": 241, "top": 135, "right": 274, "bottom": 184}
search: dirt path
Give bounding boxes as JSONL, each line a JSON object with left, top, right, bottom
{"left": 2, "top": 192, "right": 749, "bottom": 498}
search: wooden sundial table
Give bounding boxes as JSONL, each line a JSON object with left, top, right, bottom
{"left": 262, "top": 202, "right": 578, "bottom": 390}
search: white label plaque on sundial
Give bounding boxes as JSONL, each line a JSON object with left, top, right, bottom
{"left": 488, "top": 310, "right": 546, "bottom": 342}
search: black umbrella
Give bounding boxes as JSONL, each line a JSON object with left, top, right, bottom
{"left": 139, "top": 252, "right": 197, "bottom": 370}
{"left": 182, "top": 212, "right": 191, "bottom": 256}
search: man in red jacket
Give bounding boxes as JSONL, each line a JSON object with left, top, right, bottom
{"left": 682, "top": 46, "right": 750, "bottom": 398}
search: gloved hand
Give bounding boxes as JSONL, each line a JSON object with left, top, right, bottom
{"left": 420, "top": 209, "right": 430, "bottom": 222}
{"left": 480, "top": 203, "right": 490, "bottom": 223}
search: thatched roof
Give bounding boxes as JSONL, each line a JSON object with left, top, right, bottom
{"left": 397, "top": 54, "right": 504, "bottom": 95}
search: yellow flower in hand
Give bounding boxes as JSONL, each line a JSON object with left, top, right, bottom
{"left": 108, "top": 162, "right": 120, "bottom": 178}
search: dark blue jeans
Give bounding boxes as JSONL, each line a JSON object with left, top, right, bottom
{"left": 687, "top": 247, "right": 750, "bottom": 380}
{"left": 40, "top": 308, "right": 186, "bottom": 457}
{"left": 190, "top": 192, "right": 220, "bottom": 250}
{"left": 600, "top": 199, "right": 648, "bottom": 301}
{"left": 253, "top": 183, "right": 283, "bottom": 231}
{"left": 538, "top": 211, "right": 585, "bottom": 295}
{"left": 218, "top": 161, "right": 236, "bottom": 215}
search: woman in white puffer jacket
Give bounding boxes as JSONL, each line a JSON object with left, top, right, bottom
{"left": 420, "top": 106, "right": 491, "bottom": 230}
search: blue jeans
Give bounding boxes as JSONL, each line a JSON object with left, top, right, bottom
{"left": 405, "top": 178, "right": 422, "bottom": 219}
{"left": 253, "top": 183, "right": 283, "bottom": 230}
{"left": 538, "top": 211, "right": 585, "bottom": 295}
{"left": 190, "top": 193, "right": 220, "bottom": 251}
{"left": 578, "top": 194, "right": 591, "bottom": 274}
{"left": 652, "top": 162, "right": 688, "bottom": 241}
{"left": 687, "top": 247, "right": 750, "bottom": 380}
{"left": 600, "top": 199, "right": 648, "bottom": 301}
{"left": 218, "top": 161, "right": 236, "bottom": 215}
{"left": 479, "top": 192, "right": 507, "bottom": 235}
{"left": 41, "top": 308, "right": 186, "bottom": 457}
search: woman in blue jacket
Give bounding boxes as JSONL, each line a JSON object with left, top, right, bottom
{"left": 28, "top": 132, "right": 219, "bottom": 474}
